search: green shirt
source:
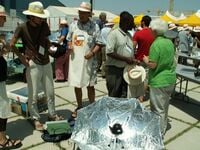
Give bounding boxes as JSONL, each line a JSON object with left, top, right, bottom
{"left": 148, "top": 36, "right": 176, "bottom": 88}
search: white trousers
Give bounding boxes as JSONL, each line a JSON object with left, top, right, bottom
{"left": 0, "top": 81, "right": 11, "bottom": 118}
{"left": 150, "top": 85, "right": 174, "bottom": 135}
{"left": 26, "top": 60, "right": 56, "bottom": 120}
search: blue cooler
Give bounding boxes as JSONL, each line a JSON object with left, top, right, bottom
{"left": 7, "top": 86, "right": 47, "bottom": 117}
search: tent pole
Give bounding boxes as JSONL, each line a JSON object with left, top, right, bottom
{"left": 90, "top": 0, "right": 93, "bottom": 12}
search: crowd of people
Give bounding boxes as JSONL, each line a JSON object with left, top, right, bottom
{"left": 1, "top": 1, "right": 200, "bottom": 149}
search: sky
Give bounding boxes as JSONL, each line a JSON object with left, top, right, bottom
{"left": 59, "top": 0, "right": 200, "bottom": 16}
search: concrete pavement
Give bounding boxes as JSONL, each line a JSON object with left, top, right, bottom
{"left": 5, "top": 73, "right": 200, "bottom": 150}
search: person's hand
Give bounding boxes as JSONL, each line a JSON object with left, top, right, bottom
{"left": 18, "top": 55, "right": 29, "bottom": 67}
{"left": 0, "top": 40, "right": 9, "bottom": 54}
{"left": 0, "top": 47, "right": 8, "bottom": 55}
{"left": 68, "top": 42, "right": 73, "bottom": 51}
{"left": 143, "top": 55, "right": 149, "bottom": 64}
{"left": 67, "top": 47, "right": 74, "bottom": 55}
{"left": 126, "top": 57, "right": 134, "bottom": 64}
{"left": 126, "top": 57, "right": 139, "bottom": 65}
{"left": 48, "top": 46, "right": 57, "bottom": 54}
{"left": 84, "top": 51, "right": 94, "bottom": 60}
{"left": 25, "top": 49, "right": 34, "bottom": 60}
{"left": 67, "top": 43, "right": 74, "bottom": 56}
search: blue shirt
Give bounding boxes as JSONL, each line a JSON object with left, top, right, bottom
{"left": 60, "top": 27, "right": 68, "bottom": 48}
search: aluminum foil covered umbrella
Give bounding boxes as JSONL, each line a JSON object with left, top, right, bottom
{"left": 71, "top": 97, "right": 164, "bottom": 150}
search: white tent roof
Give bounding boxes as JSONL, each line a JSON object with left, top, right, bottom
{"left": 47, "top": 6, "right": 117, "bottom": 19}
{"left": 177, "top": 13, "right": 186, "bottom": 21}
{"left": 46, "top": 6, "right": 117, "bottom": 30}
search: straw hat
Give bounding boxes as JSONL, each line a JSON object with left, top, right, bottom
{"left": 168, "top": 23, "right": 177, "bottom": 30}
{"left": 0, "top": 5, "right": 6, "bottom": 16}
{"left": 23, "top": 1, "right": 49, "bottom": 18}
{"left": 105, "top": 19, "right": 114, "bottom": 26}
{"left": 78, "top": 2, "right": 91, "bottom": 12}
{"left": 105, "top": 22, "right": 114, "bottom": 26}
{"left": 177, "top": 26, "right": 183, "bottom": 31}
{"left": 193, "top": 26, "right": 200, "bottom": 32}
{"left": 60, "top": 19, "right": 68, "bottom": 25}
{"left": 182, "top": 24, "right": 190, "bottom": 31}
{"left": 123, "top": 65, "right": 146, "bottom": 86}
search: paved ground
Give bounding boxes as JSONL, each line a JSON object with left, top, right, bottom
{"left": 5, "top": 73, "right": 200, "bottom": 150}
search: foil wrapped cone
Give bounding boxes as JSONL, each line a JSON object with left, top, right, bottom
{"left": 71, "top": 97, "right": 164, "bottom": 150}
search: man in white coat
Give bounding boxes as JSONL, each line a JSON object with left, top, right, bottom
{"left": 67, "top": 2, "right": 103, "bottom": 118}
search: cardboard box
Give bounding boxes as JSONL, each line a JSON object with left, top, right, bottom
{"left": 7, "top": 86, "right": 47, "bottom": 116}
{"left": 11, "top": 102, "right": 23, "bottom": 115}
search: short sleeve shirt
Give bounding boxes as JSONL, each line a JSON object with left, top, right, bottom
{"left": 133, "top": 28, "right": 154, "bottom": 61}
{"left": 106, "top": 27, "right": 134, "bottom": 68}
{"left": 178, "top": 30, "right": 190, "bottom": 52}
{"left": 100, "top": 26, "right": 112, "bottom": 46}
{"left": 67, "top": 20, "right": 103, "bottom": 46}
{"left": 14, "top": 21, "right": 51, "bottom": 65}
{"left": 148, "top": 36, "right": 176, "bottom": 88}
{"left": 60, "top": 27, "right": 68, "bottom": 47}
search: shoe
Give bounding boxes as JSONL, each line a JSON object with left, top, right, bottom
{"left": 55, "top": 79, "right": 65, "bottom": 83}
{"left": 138, "top": 96, "right": 144, "bottom": 103}
{"left": 48, "top": 114, "right": 64, "bottom": 121}
{"left": 0, "top": 139, "right": 22, "bottom": 149}
{"left": 28, "top": 119, "right": 44, "bottom": 131}
{"left": 71, "top": 107, "right": 82, "bottom": 119}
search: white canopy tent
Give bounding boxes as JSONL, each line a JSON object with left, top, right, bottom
{"left": 177, "top": 13, "right": 186, "bottom": 21}
{"left": 46, "top": 6, "right": 117, "bottom": 31}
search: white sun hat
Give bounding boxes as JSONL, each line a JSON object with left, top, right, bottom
{"left": 60, "top": 19, "right": 68, "bottom": 25}
{"left": 123, "top": 65, "right": 146, "bottom": 86}
{"left": 0, "top": 5, "right": 6, "bottom": 16}
{"left": 168, "top": 23, "right": 177, "bottom": 30}
{"left": 78, "top": 2, "right": 91, "bottom": 12}
{"left": 23, "top": 1, "right": 49, "bottom": 18}
{"left": 182, "top": 24, "right": 190, "bottom": 30}
{"left": 193, "top": 26, "right": 200, "bottom": 32}
{"left": 178, "top": 26, "right": 184, "bottom": 31}
{"left": 105, "top": 19, "right": 114, "bottom": 26}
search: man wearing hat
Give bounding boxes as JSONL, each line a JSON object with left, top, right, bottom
{"left": 96, "top": 12, "right": 108, "bottom": 72}
{"left": 0, "top": 5, "right": 22, "bottom": 149}
{"left": 54, "top": 19, "right": 69, "bottom": 82}
{"left": 67, "top": 1, "right": 103, "bottom": 118}
{"left": 99, "top": 20, "right": 115, "bottom": 78}
{"left": 10, "top": 1, "right": 63, "bottom": 131}
{"left": 164, "top": 24, "right": 179, "bottom": 51}
{"left": 177, "top": 24, "right": 193, "bottom": 64}
{"left": 96, "top": 12, "right": 108, "bottom": 30}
